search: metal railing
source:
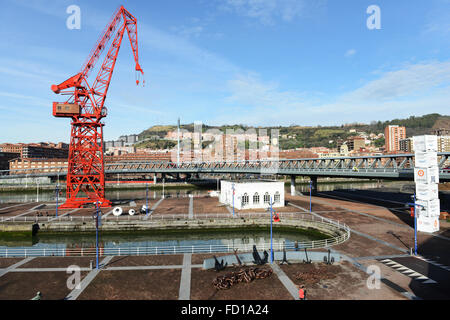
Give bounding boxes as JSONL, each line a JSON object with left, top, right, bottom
{"left": 0, "top": 215, "right": 350, "bottom": 258}
{"left": 0, "top": 211, "right": 308, "bottom": 223}
{"left": 1, "top": 152, "right": 449, "bottom": 180}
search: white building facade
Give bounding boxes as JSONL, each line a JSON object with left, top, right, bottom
{"left": 220, "top": 180, "right": 285, "bottom": 210}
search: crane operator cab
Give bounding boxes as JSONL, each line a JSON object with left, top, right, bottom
{"left": 53, "top": 102, "right": 81, "bottom": 117}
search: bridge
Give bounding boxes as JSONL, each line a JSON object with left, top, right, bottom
{"left": 1, "top": 153, "right": 449, "bottom": 185}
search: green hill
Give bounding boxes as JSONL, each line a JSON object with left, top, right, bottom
{"left": 136, "top": 113, "right": 450, "bottom": 150}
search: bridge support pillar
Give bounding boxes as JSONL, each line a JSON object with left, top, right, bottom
{"left": 290, "top": 175, "right": 296, "bottom": 196}
{"left": 310, "top": 176, "right": 318, "bottom": 196}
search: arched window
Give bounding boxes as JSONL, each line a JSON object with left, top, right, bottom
{"left": 264, "top": 192, "right": 270, "bottom": 204}
{"left": 253, "top": 192, "right": 260, "bottom": 204}
{"left": 274, "top": 191, "right": 280, "bottom": 204}
{"left": 242, "top": 193, "right": 249, "bottom": 207}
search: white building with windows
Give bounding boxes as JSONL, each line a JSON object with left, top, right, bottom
{"left": 219, "top": 180, "right": 285, "bottom": 210}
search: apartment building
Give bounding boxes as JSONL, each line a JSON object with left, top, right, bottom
{"left": 399, "top": 138, "right": 413, "bottom": 153}
{"left": 9, "top": 158, "right": 68, "bottom": 174}
{"left": 347, "top": 136, "right": 365, "bottom": 151}
{"left": 0, "top": 143, "right": 68, "bottom": 159}
{"left": 0, "top": 152, "right": 20, "bottom": 171}
{"left": 385, "top": 125, "right": 406, "bottom": 152}
{"left": 437, "top": 136, "right": 450, "bottom": 152}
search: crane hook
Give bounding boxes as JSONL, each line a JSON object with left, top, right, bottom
{"left": 135, "top": 70, "right": 145, "bottom": 87}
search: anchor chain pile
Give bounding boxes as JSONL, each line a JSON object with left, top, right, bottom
{"left": 212, "top": 267, "right": 273, "bottom": 290}
{"left": 295, "top": 264, "right": 337, "bottom": 285}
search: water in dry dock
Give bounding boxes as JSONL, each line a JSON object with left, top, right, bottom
{"left": 0, "top": 228, "right": 328, "bottom": 255}
{"left": 0, "top": 180, "right": 393, "bottom": 254}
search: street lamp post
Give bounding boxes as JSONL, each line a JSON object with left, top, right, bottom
{"left": 309, "top": 180, "right": 312, "bottom": 212}
{"left": 406, "top": 193, "right": 422, "bottom": 256}
{"left": 413, "top": 193, "right": 418, "bottom": 256}
{"left": 270, "top": 197, "right": 274, "bottom": 264}
{"left": 232, "top": 183, "right": 235, "bottom": 218}
{"left": 95, "top": 202, "right": 100, "bottom": 269}
{"left": 55, "top": 184, "right": 59, "bottom": 217}
{"left": 146, "top": 183, "right": 149, "bottom": 216}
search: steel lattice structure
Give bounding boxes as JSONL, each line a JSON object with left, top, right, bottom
{"left": 51, "top": 6, "right": 144, "bottom": 208}
{"left": 2, "top": 153, "right": 450, "bottom": 181}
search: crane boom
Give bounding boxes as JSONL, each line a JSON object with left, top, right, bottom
{"left": 51, "top": 6, "right": 144, "bottom": 208}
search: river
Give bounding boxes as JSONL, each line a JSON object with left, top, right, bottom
{"left": 0, "top": 180, "right": 389, "bottom": 204}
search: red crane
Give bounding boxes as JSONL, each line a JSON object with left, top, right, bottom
{"left": 51, "top": 6, "right": 144, "bottom": 208}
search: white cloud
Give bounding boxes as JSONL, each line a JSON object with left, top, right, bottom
{"left": 171, "top": 25, "right": 204, "bottom": 38}
{"left": 139, "top": 24, "right": 238, "bottom": 75}
{"left": 343, "top": 61, "right": 450, "bottom": 102}
{"left": 345, "top": 49, "right": 356, "bottom": 57}
{"left": 220, "top": 61, "right": 450, "bottom": 126}
{"left": 222, "top": 0, "right": 309, "bottom": 25}
{"left": 0, "top": 91, "right": 48, "bottom": 108}
{"left": 227, "top": 72, "right": 307, "bottom": 109}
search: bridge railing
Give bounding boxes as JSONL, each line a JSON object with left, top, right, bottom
{"left": 1, "top": 152, "right": 449, "bottom": 178}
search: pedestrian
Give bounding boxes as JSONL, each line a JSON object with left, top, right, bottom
{"left": 294, "top": 241, "right": 299, "bottom": 252}
{"left": 298, "top": 285, "right": 306, "bottom": 300}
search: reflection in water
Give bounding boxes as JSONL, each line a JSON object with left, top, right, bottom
{"left": 294, "top": 181, "right": 383, "bottom": 193}
{"left": 0, "top": 180, "right": 396, "bottom": 204}
{"left": 0, "top": 188, "right": 203, "bottom": 204}
{"left": 0, "top": 182, "right": 353, "bottom": 252}
{"left": 1, "top": 229, "right": 324, "bottom": 251}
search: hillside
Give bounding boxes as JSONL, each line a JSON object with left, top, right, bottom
{"left": 135, "top": 114, "right": 450, "bottom": 150}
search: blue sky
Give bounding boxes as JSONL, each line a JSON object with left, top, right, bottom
{"left": 1, "top": 0, "right": 450, "bottom": 143}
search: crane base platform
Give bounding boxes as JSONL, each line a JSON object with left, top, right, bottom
{"left": 58, "top": 199, "right": 112, "bottom": 209}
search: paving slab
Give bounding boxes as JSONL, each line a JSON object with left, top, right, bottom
{"left": 77, "top": 268, "right": 181, "bottom": 300}
{"left": 178, "top": 253, "right": 191, "bottom": 300}
{"left": 193, "top": 197, "right": 229, "bottom": 214}
{"left": 152, "top": 198, "right": 189, "bottom": 215}
{"left": 20, "top": 257, "right": 95, "bottom": 269}
{"left": 65, "top": 256, "right": 113, "bottom": 300}
{"left": 0, "top": 258, "right": 23, "bottom": 269}
{"left": 105, "top": 254, "right": 183, "bottom": 267}
{"left": 189, "top": 266, "right": 293, "bottom": 300}
{"left": 0, "top": 271, "right": 88, "bottom": 300}
{"left": 280, "top": 260, "right": 407, "bottom": 300}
